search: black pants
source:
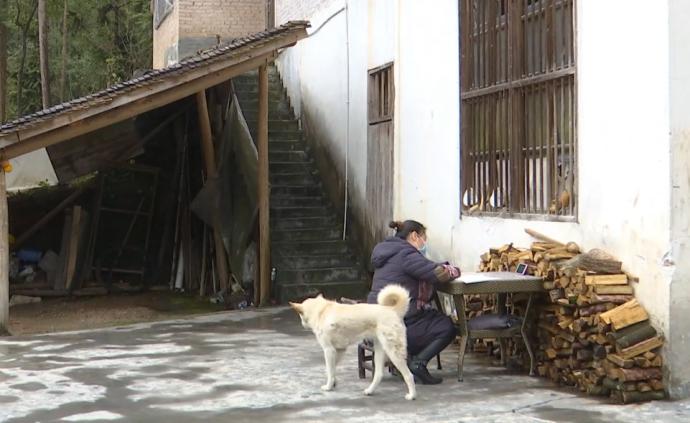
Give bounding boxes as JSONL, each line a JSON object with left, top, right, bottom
{"left": 404, "top": 309, "right": 457, "bottom": 356}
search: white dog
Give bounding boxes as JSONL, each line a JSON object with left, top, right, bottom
{"left": 289, "top": 285, "right": 416, "bottom": 400}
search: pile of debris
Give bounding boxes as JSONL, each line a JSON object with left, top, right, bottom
{"left": 476, "top": 232, "right": 667, "bottom": 403}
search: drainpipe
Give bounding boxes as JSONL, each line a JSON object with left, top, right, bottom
{"left": 342, "top": 0, "right": 351, "bottom": 241}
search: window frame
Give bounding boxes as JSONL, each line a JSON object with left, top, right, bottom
{"left": 459, "top": 0, "right": 578, "bottom": 221}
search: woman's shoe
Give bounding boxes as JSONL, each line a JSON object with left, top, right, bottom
{"left": 408, "top": 359, "right": 443, "bottom": 384}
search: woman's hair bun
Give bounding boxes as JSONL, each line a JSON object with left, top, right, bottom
{"left": 388, "top": 221, "right": 402, "bottom": 230}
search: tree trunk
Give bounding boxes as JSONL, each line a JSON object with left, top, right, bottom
{"left": 60, "top": 0, "right": 68, "bottom": 102}
{"left": 0, "top": 0, "right": 7, "bottom": 122}
{"left": 38, "top": 0, "right": 51, "bottom": 108}
{"left": 16, "top": 1, "right": 39, "bottom": 115}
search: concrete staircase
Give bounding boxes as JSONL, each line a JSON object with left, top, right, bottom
{"left": 233, "top": 67, "right": 369, "bottom": 303}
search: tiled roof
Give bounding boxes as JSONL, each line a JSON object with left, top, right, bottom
{"left": 0, "top": 21, "right": 309, "bottom": 136}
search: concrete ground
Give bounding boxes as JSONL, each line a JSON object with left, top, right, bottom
{"left": 1, "top": 308, "right": 689, "bottom": 423}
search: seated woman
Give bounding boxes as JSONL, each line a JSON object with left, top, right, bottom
{"left": 367, "top": 220, "right": 460, "bottom": 385}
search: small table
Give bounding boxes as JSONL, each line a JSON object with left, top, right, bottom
{"left": 437, "top": 272, "right": 544, "bottom": 381}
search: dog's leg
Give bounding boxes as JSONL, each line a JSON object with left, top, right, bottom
{"left": 379, "top": 330, "right": 417, "bottom": 400}
{"left": 321, "top": 346, "right": 337, "bottom": 391}
{"left": 363, "top": 340, "right": 386, "bottom": 396}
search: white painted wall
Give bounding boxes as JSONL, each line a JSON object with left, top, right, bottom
{"left": 668, "top": 0, "right": 690, "bottom": 399}
{"left": 276, "top": 0, "right": 687, "bottom": 394}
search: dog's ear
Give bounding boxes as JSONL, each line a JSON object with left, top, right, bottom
{"left": 316, "top": 293, "right": 323, "bottom": 299}
{"left": 289, "top": 302, "right": 304, "bottom": 314}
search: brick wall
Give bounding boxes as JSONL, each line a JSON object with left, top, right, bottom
{"left": 275, "top": 0, "right": 333, "bottom": 25}
{"left": 179, "top": 0, "right": 266, "bottom": 39}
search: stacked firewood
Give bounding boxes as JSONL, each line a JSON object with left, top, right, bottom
{"left": 477, "top": 238, "right": 667, "bottom": 403}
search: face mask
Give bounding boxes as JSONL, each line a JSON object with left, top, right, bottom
{"left": 419, "top": 243, "right": 428, "bottom": 256}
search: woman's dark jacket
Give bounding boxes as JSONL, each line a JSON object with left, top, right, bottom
{"left": 366, "top": 237, "right": 458, "bottom": 316}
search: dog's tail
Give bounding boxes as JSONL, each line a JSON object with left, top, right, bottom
{"left": 377, "top": 285, "right": 410, "bottom": 318}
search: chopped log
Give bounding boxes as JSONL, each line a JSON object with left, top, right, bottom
{"left": 643, "top": 351, "right": 657, "bottom": 360}
{"left": 577, "top": 349, "right": 594, "bottom": 361}
{"left": 593, "top": 344, "right": 607, "bottom": 359}
{"left": 545, "top": 251, "right": 577, "bottom": 261}
{"left": 634, "top": 356, "right": 651, "bottom": 368}
{"left": 561, "top": 253, "right": 622, "bottom": 274}
{"left": 618, "top": 336, "right": 664, "bottom": 360}
{"left": 590, "top": 294, "right": 634, "bottom": 304}
{"left": 612, "top": 367, "right": 663, "bottom": 382}
{"left": 608, "top": 322, "right": 657, "bottom": 349}
{"left": 650, "top": 379, "right": 665, "bottom": 391}
{"left": 599, "top": 299, "right": 649, "bottom": 330}
{"left": 593, "top": 285, "right": 634, "bottom": 295}
{"left": 579, "top": 303, "right": 614, "bottom": 317}
{"left": 585, "top": 274, "right": 628, "bottom": 286}
{"left": 607, "top": 354, "right": 635, "bottom": 368}
{"left": 602, "top": 377, "right": 638, "bottom": 391}
{"left": 650, "top": 356, "right": 663, "bottom": 367}
{"left": 549, "top": 288, "right": 565, "bottom": 302}
{"left": 612, "top": 390, "right": 666, "bottom": 404}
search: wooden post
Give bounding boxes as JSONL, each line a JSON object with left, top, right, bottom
{"left": 195, "top": 90, "right": 229, "bottom": 292}
{"left": 258, "top": 63, "right": 270, "bottom": 306}
{"left": 0, "top": 170, "right": 9, "bottom": 335}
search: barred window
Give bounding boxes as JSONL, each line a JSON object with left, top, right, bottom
{"left": 461, "top": 0, "right": 577, "bottom": 219}
{"left": 154, "top": 0, "right": 175, "bottom": 29}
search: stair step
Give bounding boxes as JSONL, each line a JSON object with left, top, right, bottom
{"left": 246, "top": 119, "right": 299, "bottom": 132}
{"left": 273, "top": 227, "right": 341, "bottom": 242}
{"left": 270, "top": 196, "right": 327, "bottom": 208}
{"left": 271, "top": 205, "right": 330, "bottom": 218}
{"left": 252, "top": 129, "right": 303, "bottom": 140}
{"left": 272, "top": 240, "right": 352, "bottom": 255}
{"left": 278, "top": 266, "right": 363, "bottom": 284}
{"left": 269, "top": 150, "right": 310, "bottom": 162}
{"left": 235, "top": 90, "right": 285, "bottom": 102}
{"left": 276, "top": 280, "right": 369, "bottom": 303}
{"left": 273, "top": 254, "right": 355, "bottom": 269}
{"left": 271, "top": 185, "right": 323, "bottom": 197}
{"left": 269, "top": 162, "right": 316, "bottom": 174}
{"left": 271, "top": 216, "right": 335, "bottom": 230}
{"left": 270, "top": 173, "right": 317, "bottom": 186}
{"left": 240, "top": 100, "right": 294, "bottom": 119}
{"left": 269, "top": 141, "right": 306, "bottom": 152}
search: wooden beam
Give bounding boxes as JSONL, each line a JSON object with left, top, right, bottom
{"left": 14, "top": 186, "right": 86, "bottom": 249}
{"left": 196, "top": 90, "right": 229, "bottom": 292}
{"left": 258, "top": 62, "right": 270, "bottom": 306}
{"left": 0, "top": 170, "right": 8, "bottom": 335}
{"left": 0, "top": 50, "right": 283, "bottom": 161}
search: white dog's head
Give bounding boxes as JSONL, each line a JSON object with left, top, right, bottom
{"left": 289, "top": 294, "right": 325, "bottom": 330}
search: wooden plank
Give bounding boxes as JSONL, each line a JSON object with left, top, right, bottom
{"left": 196, "top": 91, "right": 229, "bottom": 292}
{"left": 599, "top": 299, "right": 649, "bottom": 330}
{"left": 0, "top": 170, "right": 8, "bottom": 334}
{"left": 585, "top": 274, "right": 628, "bottom": 286}
{"left": 607, "top": 354, "right": 634, "bottom": 369}
{"left": 14, "top": 187, "right": 86, "bottom": 249}
{"left": 619, "top": 337, "right": 664, "bottom": 360}
{"left": 257, "top": 63, "right": 270, "bottom": 306}
{"left": 524, "top": 228, "right": 564, "bottom": 245}
{"left": 64, "top": 206, "right": 82, "bottom": 290}
{"left": 593, "top": 285, "right": 634, "bottom": 295}
{"left": 54, "top": 208, "right": 73, "bottom": 290}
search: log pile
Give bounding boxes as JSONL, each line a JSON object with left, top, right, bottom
{"left": 477, "top": 237, "right": 667, "bottom": 403}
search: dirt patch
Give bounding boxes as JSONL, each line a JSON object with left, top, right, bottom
{"left": 7, "top": 291, "right": 225, "bottom": 336}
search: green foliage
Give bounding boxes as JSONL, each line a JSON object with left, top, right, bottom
{"left": 1, "top": 0, "right": 152, "bottom": 121}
